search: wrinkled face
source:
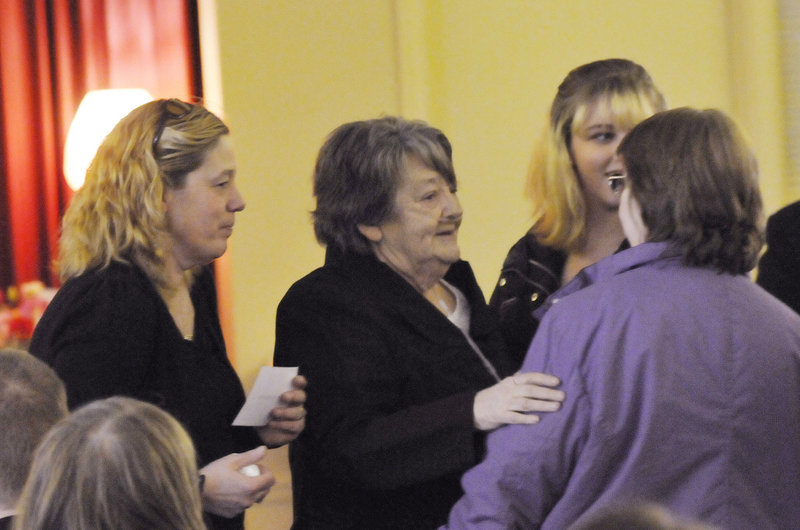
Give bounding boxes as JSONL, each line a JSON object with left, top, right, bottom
{"left": 163, "top": 135, "right": 245, "bottom": 269}
{"left": 360, "top": 156, "right": 463, "bottom": 290}
{"left": 570, "top": 99, "right": 632, "bottom": 212}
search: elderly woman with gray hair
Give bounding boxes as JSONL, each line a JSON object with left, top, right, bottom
{"left": 274, "top": 116, "right": 565, "bottom": 529}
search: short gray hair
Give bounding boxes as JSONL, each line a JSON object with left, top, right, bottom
{"left": 312, "top": 116, "right": 456, "bottom": 254}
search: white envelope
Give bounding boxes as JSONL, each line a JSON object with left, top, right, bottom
{"left": 232, "top": 366, "right": 299, "bottom": 427}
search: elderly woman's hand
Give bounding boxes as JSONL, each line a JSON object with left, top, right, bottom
{"left": 256, "top": 375, "right": 308, "bottom": 447}
{"left": 473, "top": 372, "right": 565, "bottom": 431}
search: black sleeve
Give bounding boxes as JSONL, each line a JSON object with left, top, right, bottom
{"left": 757, "top": 203, "right": 800, "bottom": 315}
{"left": 30, "top": 272, "right": 160, "bottom": 409}
{"left": 488, "top": 235, "right": 544, "bottom": 366}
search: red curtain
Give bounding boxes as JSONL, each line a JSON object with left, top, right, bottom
{"left": 0, "top": 0, "right": 200, "bottom": 289}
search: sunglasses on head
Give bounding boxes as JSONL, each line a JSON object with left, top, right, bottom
{"left": 152, "top": 98, "right": 192, "bottom": 157}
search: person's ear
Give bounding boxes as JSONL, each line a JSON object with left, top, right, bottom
{"left": 162, "top": 187, "right": 173, "bottom": 211}
{"left": 619, "top": 187, "right": 649, "bottom": 246}
{"left": 357, "top": 224, "right": 382, "bottom": 243}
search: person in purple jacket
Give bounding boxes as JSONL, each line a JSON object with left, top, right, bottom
{"left": 443, "top": 107, "right": 800, "bottom": 530}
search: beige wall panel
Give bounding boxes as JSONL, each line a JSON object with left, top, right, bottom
{"left": 726, "top": 0, "right": 790, "bottom": 214}
{"left": 214, "top": 0, "right": 400, "bottom": 383}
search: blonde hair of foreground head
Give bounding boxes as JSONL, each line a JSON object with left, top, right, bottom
{"left": 57, "top": 98, "right": 229, "bottom": 290}
{"left": 527, "top": 58, "right": 667, "bottom": 252}
{"left": 13, "top": 396, "right": 206, "bottom": 530}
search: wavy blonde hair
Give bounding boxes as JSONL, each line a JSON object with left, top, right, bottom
{"left": 14, "top": 396, "right": 205, "bottom": 530}
{"left": 57, "top": 99, "right": 229, "bottom": 288}
{"left": 526, "top": 59, "right": 667, "bottom": 251}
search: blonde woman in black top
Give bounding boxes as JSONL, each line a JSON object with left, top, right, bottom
{"left": 30, "top": 99, "right": 306, "bottom": 530}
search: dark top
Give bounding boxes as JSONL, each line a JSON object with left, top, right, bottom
{"left": 273, "top": 249, "right": 515, "bottom": 529}
{"left": 757, "top": 200, "right": 800, "bottom": 314}
{"left": 488, "top": 232, "right": 566, "bottom": 366}
{"left": 0, "top": 515, "right": 11, "bottom": 530}
{"left": 29, "top": 261, "right": 260, "bottom": 530}
{"left": 489, "top": 231, "right": 630, "bottom": 365}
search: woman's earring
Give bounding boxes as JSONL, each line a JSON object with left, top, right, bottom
{"left": 607, "top": 175, "right": 625, "bottom": 195}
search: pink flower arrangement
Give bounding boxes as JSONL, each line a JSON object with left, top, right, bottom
{"left": 0, "top": 281, "right": 56, "bottom": 349}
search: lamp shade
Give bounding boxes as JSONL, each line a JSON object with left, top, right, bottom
{"left": 63, "top": 88, "right": 154, "bottom": 190}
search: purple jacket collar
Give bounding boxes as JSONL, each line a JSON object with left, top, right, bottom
{"left": 534, "top": 241, "right": 679, "bottom": 321}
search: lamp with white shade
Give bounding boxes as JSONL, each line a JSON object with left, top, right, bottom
{"left": 62, "top": 88, "right": 153, "bottom": 191}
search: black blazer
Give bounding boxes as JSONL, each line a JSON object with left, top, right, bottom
{"left": 274, "top": 250, "right": 515, "bottom": 529}
{"left": 758, "top": 200, "right": 800, "bottom": 315}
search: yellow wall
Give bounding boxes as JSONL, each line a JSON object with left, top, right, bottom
{"left": 201, "top": 1, "right": 791, "bottom": 527}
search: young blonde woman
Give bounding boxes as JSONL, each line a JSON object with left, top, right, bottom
{"left": 489, "top": 59, "right": 667, "bottom": 363}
